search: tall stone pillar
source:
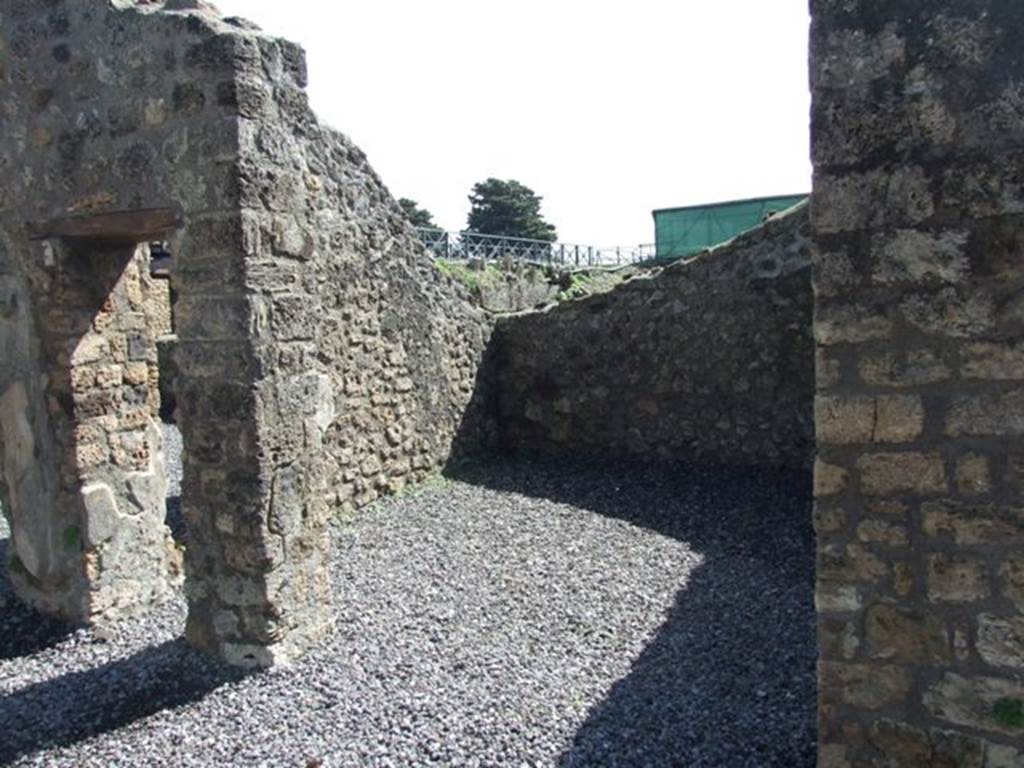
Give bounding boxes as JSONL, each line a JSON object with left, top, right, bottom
{"left": 811, "top": 2, "right": 1024, "bottom": 764}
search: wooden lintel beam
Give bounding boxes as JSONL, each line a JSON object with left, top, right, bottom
{"left": 27, "top": 207, "right": 183, "bottom": 242}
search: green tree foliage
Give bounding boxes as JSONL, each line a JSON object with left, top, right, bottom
{"left": 398, "top": 198, "right": 440, "bottom": 229}
{"left": 465, "top": 178, "right": 557, "bottom": 242}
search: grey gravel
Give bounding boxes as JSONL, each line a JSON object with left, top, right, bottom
{"left": 0, "top": 433, "right": 815, "bottom": 768}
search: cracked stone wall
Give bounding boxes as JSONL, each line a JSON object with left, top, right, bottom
{"left": 493, "top": 203, "right": 815, "bottom": 469}
{"left": 0, "top": 0, "right": 493, "bottom": 666}
{"left": 811, "top": 1, "right": 1024, "bottom": 765}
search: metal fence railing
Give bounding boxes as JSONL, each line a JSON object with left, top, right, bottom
{"left": 416, "top": 228, "right": 656, "bottom": 267}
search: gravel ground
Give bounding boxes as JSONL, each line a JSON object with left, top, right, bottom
{"left": 0, "top": 433, "right": 815, "bottom": 768}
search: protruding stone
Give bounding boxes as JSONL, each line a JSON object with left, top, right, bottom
{"left": 858, "top": 452, "right": 946, "bottom": 495}
{"left": 81, "top": 483, "right": 120, "bottom": 547}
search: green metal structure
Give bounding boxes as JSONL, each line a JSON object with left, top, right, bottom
{"left": 653, "top": 194, "right": 808, "bottom": 258}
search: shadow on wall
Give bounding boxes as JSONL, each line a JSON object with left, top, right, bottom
{"left": 446, "top": 456, "right": 818, "bottom": 766}
{"left": 0, "top": 630, "right": 246, "bottom": 765}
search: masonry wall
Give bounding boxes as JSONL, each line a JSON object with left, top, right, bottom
{"left": 811, "top": 2, "right": 1024, "bottom": 765}
{"left": 0, "top": 0, "right": 494, "bottom": 664}
{"left": 494, "top": 204, "right": 814, "bottom": 468}
{"left": 230, "top": 37, "right": 496, "bottom": 519}
{"left": 0, "top": 1, "right": 244, "bottom": 625}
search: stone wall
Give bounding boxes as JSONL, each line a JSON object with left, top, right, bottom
{"left": 230, "top": 41, "right": 496, "bottom": 519}
{"left": 811, "top": 2, "right": 1024, "bottom": 765}
{"left": 0, "top": 0, "right": 493, "bottom": 666}
{"left": 493, "top": 203, "right": 814, "bottom": 468}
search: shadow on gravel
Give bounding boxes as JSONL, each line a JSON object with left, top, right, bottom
{"left": 165, "top": 495, "right": 187, "bottom": 544}
{"left": 0, "top": 637, "right": 247, "bottom": 765}
{"left": 446, "top": 455, "right": 817, "bottom": 768}
{"left": 0, "top": 538, "right": 74, "bottom": 661}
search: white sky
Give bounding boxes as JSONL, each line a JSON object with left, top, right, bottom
{"left": 213, "top": 0, "right": 812, "bottom": 247}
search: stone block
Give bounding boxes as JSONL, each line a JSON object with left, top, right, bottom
{"left": 815, "top": 460, "right": 849, "bottom": 496}
{"left": 961, "top": 342, "right": 1024, "bottom": 381}
{"left": 856, "top": 520, "right": 908, "bottom": 546}
{"left": 986, "top": 744, "right": 1023, "bottom": 768}
{"left": 947, "top": 390, "right": 1024, "bottom": 437}
{"left": 956, "top": 454, "right": 992, "bottom": 495}
{"left": 816, "top": 582, "right": 862, "bottom": 613}
{"left": 866, "top": 720, "right": 932, "bottom": 767}
{"left": 816, "top": 346, "right": 841, "bottom": 389}
{"left": 977, "top": 614, "right": 1024, "bottom": 670}
{"left": 815, "top": 302, "right": 893, "bottom": 345}
{"left": 927, "top": 554, "right": 989, "bottom": 603}
{"left": 820, "top": 616, "right": 860, "bottom": 660}
{"left": 81, "top": 482, "right": 120, "bottom": 547}
{"left": 819, "top": 662, "right": 909, "bottom": 709}
{"left": 819, "top": 543, "right": 888, "bottom": 583}
{"left": 874, "top": 395, "right": 924, "bottom": 443}
{"left": 900, "top": 288, "right": 995, "bottom": 338}
{"left": 859, "top": 349, "right": 951, "bottom": 388}
{"left": 864, "top": 602, "right": 951, "bottom": 664}
{"left": 816, "top": 395, "right": 874, "bottom": 444}
{"left": 814, "top": 503, "right": 847, "bottom": 533}
{"left": 921, "top": 502, "right": 1024, "bottom": 545}
{"left": 873, "top": 229, "right": 969, "bottom": 285}
{"left": 812, "top": 247, "right": 860, "bottom": 298}
{"left": 999, "top": 555, "right": 1024, "bottom": 609}
{"left": 857, "top": 452, "right": 946, "bottom": 495}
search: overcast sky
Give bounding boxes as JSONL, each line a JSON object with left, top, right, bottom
{"left": 212, "top": 0, "right": 812, "bottom": 247}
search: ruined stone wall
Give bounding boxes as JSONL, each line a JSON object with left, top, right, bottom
{"left": 231, "top": 40, "right": 496, "bottom": 518}
{"left": 811, "top": 2, "right": 1024, "bottom": 765}
{"left": 493, "top": 204, "right": 814, "bottom": 468}
{"left": 0, "top": 0, "right": 494, "bottom": 664}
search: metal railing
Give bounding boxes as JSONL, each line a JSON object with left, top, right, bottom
{"left": 416, "top": 227, "right": 656, "bottom": 267}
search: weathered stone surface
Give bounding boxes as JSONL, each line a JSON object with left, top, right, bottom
{"left": 922, "top": 502, "right": 1024, "bottom": 545}
{"left": 924, "top": 673, "right": 1024, "bottom": 738}
{"left": 815, "top": 302, "right": 893, "bottom": 345}
{"left": 815, "top": 459, "right": 849, "bottom": 496}
{"left": 859, "top": 349, "right": 951, "bottom": 388}
{"left": 872, "top": 229, "right": 969, "bottom": 285}
{"left": 868, "top": 721, "right": 986, "bottom": 768}
{"left": 816, "top": 395, "right": 875, "bottom": 444}
{"left": 976, "top": 614, "right": 1024, "bottom": 670}
{"left": 864, "top": 603, "right": 951, "bottom": 664}
{"left": 927, "top": 554, "right": 990, "bottom": 604}
{"left": 812, "top": 3, "right": 1024, "bottom": 761}
{"left": 875, "top": 395, "right": 925, "bottom": 443}
{"left": 986, "top": 744, "right": 1024, "bottom": 768}
{"left": 816, "top": 582, "right": 863, "bottom": 613}
{"left": 819, "top": 543, "right": 889, "bottom": 583}
{"left": 956, "top": 454, "right": 992, "bottom": 495}
{"left": 962, "top": 342, "right": 1024, "bottom": 380}
{"left": 856, "top": 520, "right": 908, "bottom": 547}
{"left": 857, "top": 452, "right": 946, "bottom": 495}
{"left": 998, "top": 555, "right": 1024, "bottom": 609}
{"left": 946, "top": 390, "right": 1024, "bottom": 436}
{"left": 819, "top": 662, "right": 909, "bottom": 709}
{"left": 80, "top": 482, "right": 119, "bottom": 547}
